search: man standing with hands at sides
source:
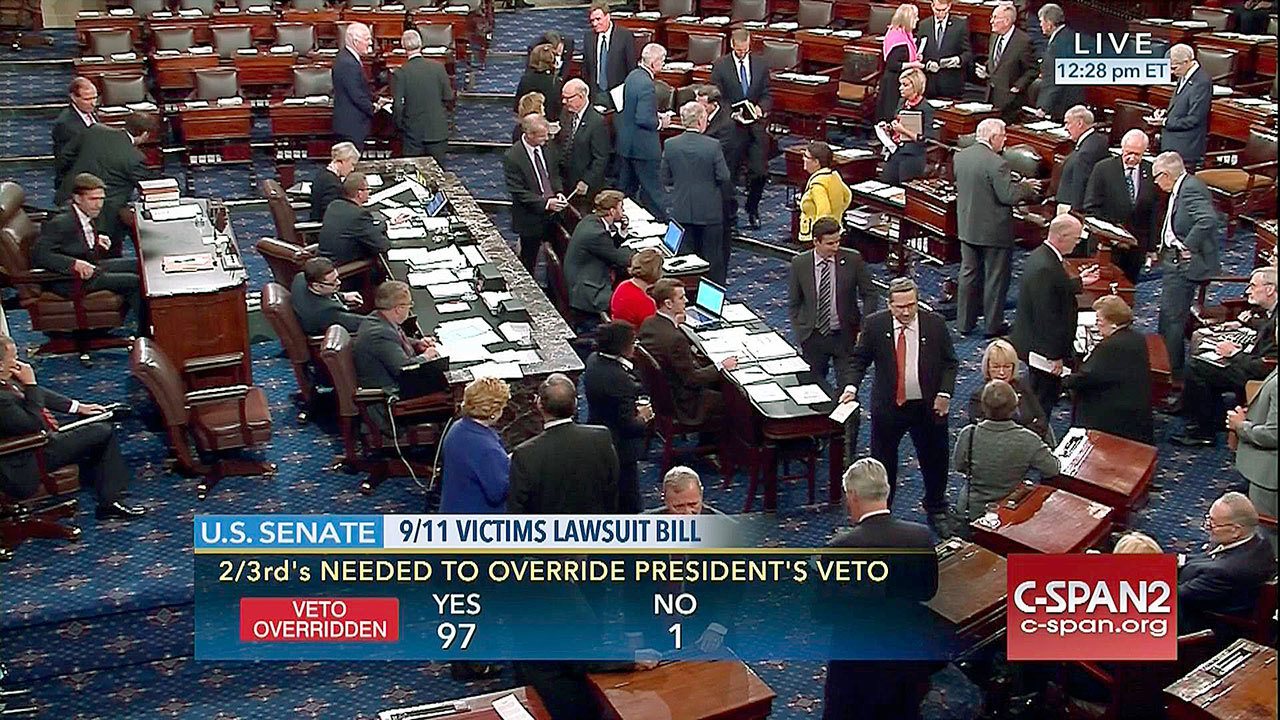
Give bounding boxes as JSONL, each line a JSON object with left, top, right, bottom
{"left": 559, "top": 79, "right": 611, "bottom": 213}
{"left": 710, "top": 29, "right": 772, "bottom": 230}
{"left": 333, "top": 22, "right": 378, "bottom": 148}
{"left": 582, "top": 0, "right": 637, "bottom": 109}
{"left": 1033, "top": 3, "right": 1084, "bottom": 122}
{"left": 916, "top": 0, "right": 971, "bottom": 100}
{"left": 1054, "top": 105, "right": 1109, "bottom": 216}
{"left": 661, "top": 101, "right": 731, "bottom": 283}
{"left": 842, "top": 277, "right": 957, "bottom": 533}
{"left": 1083, "top": 129, "right": 1159, "bottom": 283}
{"left": 52, "top": 77, "right": 98, "bottom": 191}
{"left": 1155, "top": 44, "right": 1212, "bottom": 169}
{"left": 504, "top": 114, "right": 567, "bottom": 273}
{"left": 1011, "top": 215, "right": 1099, "bottom": 415}
{"left": 392, "top": 29, "right": 453, "bottom": 165}
{"left": 955, "top": 118, "right": 1039, "bottom": 338}
{"left": 584, "top": 321, "right": 655, "bottom": 514}
{"left": 978, "top": 2, "right": 1037, "bottom": 123}
{"left": 1152, "top": 150, "right": 1222, "bottom": 378}
{"left": 619, "top": 44, "right": 670, "bottom": 222}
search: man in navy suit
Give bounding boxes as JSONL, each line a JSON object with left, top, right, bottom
{"left": 581, "top": 0, "right": 638, "bottom": 108}
{"left": 1156, "top": 44, "right": 1212, "bottom": 168}
{"left": 1033, "top": 3, "right": 1084, "bottom": 122}
{"left": 709, "top": 29, "right": 772, "bottom": 229}
{"left": 1083, "top": 129, "right": 1160, "bottom": 282}
{"left": 1055, "top": 105, "right": 1109, "bottom": 215}
{"left": 333, "top": 22, "right": 376, "bottom": 147}
{"left": 618, "top": 43, "right": 669, "bottom": 222}
{"left": 661, "top": 101, "right": 731, "bottom": 282}
{"left": 504, "top": 114, "right": 567, "bottom": 272}
{"left": 916, "top": 0, "right": 971, "bottom": 99}
{"left": 1179, "top": 491, "right": 1277, "bottom": 633}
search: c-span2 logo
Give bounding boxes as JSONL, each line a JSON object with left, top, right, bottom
{"left": 1007, "top": 554, "right": 1176, "bottom": 660}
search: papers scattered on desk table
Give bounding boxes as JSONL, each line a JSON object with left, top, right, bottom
{"left": 951, "top": 102, "right": 994, "bottom": 112}
{"left": 438, "top": 340, "right": 492, "bottom": 364}
{"left": 1054, "top": 427, "right": 1089, "bottom": 461}
{"left": 1023, "top": 120, "right": 1060, "bottom": 131}
{"left": 719, "top": 303, "right": 757, "bottom": 323}
{"left": 461, "top": 245, "right": 486, "bottom": 266}
{"left": 189, "top": 46, "right": 214, "bottom": 55}
{"left": 426, "top": 281, "right": 471, "bottom": 300}
{"left": 1212, "top": 85, "right": 1233, "bottom": 97}
{"left": 389, "top": 245, "right": 466, "bottom": 270}
{"left": 731, "top": 366, "right": 773, "bottom": 385}
{"left": 437, "top": 317, "right": 494, "bottom": 342}
{"left": 622, "top": 198, "right": 653, "bottom": 224}
{"left": 491, "top": 694, "right": 538, "bottom": 720}
{"left": 635, "top": 10, "right": 660, "bottom": 18}
{"left": 663, "top": 61, "right": 695, "bottom": 71}
{"left": 702, "top": 15, "right": 730, "bottom": 24}
{"left": 184, "top": 100, "right": 210, "bottom": 109}
{"left": 743, "top": 332, "right": 795, "bottom": 360}
{"left": 469, "top": 362, "right": 524, "bottom": 380}
{"left": 436, "top": 301, "right": 470, "bottom": 314}
{"left": 830, "top": 399, "right": 859, "bottom": 423}
{"left": 769, "top": 21, "right": 799, "bottom": 30}
{"left": 786, "top": 384, "right": 830, "bottom": 405}
{"left": 627, "top": 220, "right": 668, "bottom": 239}
{"left": 150, "top": 204, "right": 202, "bottom": 222}
{"left": 1084, "top": 216, "right": 1135, "bottom": 240}
{"left": 834, "top": 148, "right": 875, "bottom": 161}
{"left": 832, "top": 29, "right": 862, "bottom": 39}
{"left": 745, "top": 383, "right": 789, "bottom": 403}
{"left": 481, "top": 291, "right": 513, "bottom": 313}
{"left": 161, "top": 253, "right": 215, "bottom": 273}
{"left": 490, "top": 349, "right": 541, "bottom": 365}
{"left": 702, "top": 335, "right": 747, "bottom": 358}
{"left": 499, "top": 322, "right": 532, "bottom": 343}
{"left": 775, "top": 72, "right": 831, "bottom": 85}
{"left": 927, "top": 99, "right": 954, "bottom": 108}
{"left": 760, "top": 356, "right": 810, "bottom": 375}
{"left": 406, "top": 268, "right": 459, "bottom": 287}
{"left": 216, "top": 96, "right": 244, "bottom": 107}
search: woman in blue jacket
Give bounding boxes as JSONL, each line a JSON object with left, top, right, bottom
{"left": 439, "top": 377, "right": 512, "bottom": 514}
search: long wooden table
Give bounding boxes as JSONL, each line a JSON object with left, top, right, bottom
{"left": 1164, "top": 639, "right": 1278, "bottom": 720}
{"left": 588, "top": 660, "right": 775, "bottom": 720}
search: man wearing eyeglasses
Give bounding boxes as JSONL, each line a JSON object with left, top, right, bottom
{"left": 1178, "top": 491, "right": 1276, "bottom": 633}
{"left": 290, "top": 257, "right": 364, "bottom": 336}
{"left": 1153, "top": 44, "right": 1211, "bottom": 168}
{"left": 317, "top": 172, "right": 391, "bottom": 267}
{"left": 354, "top": 281, "right": 440, "bottom": 434}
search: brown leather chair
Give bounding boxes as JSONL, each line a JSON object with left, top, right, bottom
{"left": 0, "top": 433, "right": 82, "bottom": 555}
{"left": 416, "top": 23, "right": 454, "bottom": 53}
{"left": 0, "top": 182, "right": 131, "bottom": 359}
{"left": 632, "top": 344, "right": 719, "bottom": 473}
{"left": 319, "top": 325, "right": 453, "bottom": 495}
{"left": 1196, "top": 125, "right": 1277, "bottom": 239}
{"left": 292, "top": 66, "right": 333, "bottom": 97}
{"left": 178, "top": 0, "right": 215, "bottom": 13}
{"left": 261, "top": 281, "right": 331, "bottom": 422}
{"left": 731, "top": 0, "right": 768, "bottom": 22}
{"left": 255, "top": 238, "right": 378, "bottom": 308}
{"left": 658, "top": 0, "right": 693, "bottom": 18}
{"left": 276, "top": 23, "right": 317, "bottom": 54}
{"left": 686, "top": 33, "right": 724, "bottom": 65}
{"left": 262, "top": 178, "right": 321, "bottom": 246}
{"left": 87, "top": 28, "right": 134, "bottom": 56}
{"left": 129, "top": 0, "right": 167, "bottom": 16}
{"left": 797, "top": 0, "right": 832, "bottom": 28}
{"left": 762, "top": 40, "right": 800, "bottom": 71}
{"left": 1203, "top": 576, "right": 1278, "bottom": 645}
{"left": 631, "top": 28, "right": 653, "bottom": 58}
{"left": 1191, "top": 5, "right": 1231, "bottom": 31}
{"left": 152, "top": 25, "right": 195, "bottom": 51}
{"left": 192, "top": 68, "right": 240, "bottom": 100}
{"left": 101, "top": 74, "right": 150, "bottom": 106}
{"left": 1060, "top": 630, "right": 1220, "bottom": 720}
{"left": 129, "top": 337, "right": 275, "bottom": 499}
{"left": 674, "top": 85, "right": 698, "bottom": 110}
{"left": 1196, "top": 47, "right": 1238, "bottom": 85}
{"left": 831, "top": 49, "right": 880, "bottom": 124}
{"left": 212, "top": 25, "right": 253, "bottom": 59}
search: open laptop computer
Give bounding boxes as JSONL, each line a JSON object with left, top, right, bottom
{"left": 423, "top": 189, "right": 448, "bottom": 218}
{"left": 398, "top": 355, "right": 450, "bottom": 400}
{"left": 683, "top": 279, "right": 726, "bottom": 329}
{"left": 658, "top": 220, "right": 685, "bottom": 258}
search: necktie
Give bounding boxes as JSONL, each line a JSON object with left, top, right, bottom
{"left": 396, "top": 327, "right": 415, "bottom": 356}
{"left": 570, "top": 112, "right": 580, "bottom": 145}
{"left": 83, "top": 218, "right": 96, "bottom": 251}
{"left": 1126, "top": 167, "right": 1137, "bottom": 202}
{"left": 937, "top": 20, "right": 944, "bottom": 46}
{"left": 895, "top": 327, "right": 908, "bottom": 406}
{"left": 598, "top": 33, "right": 609, "bottom": 90}
{"left": 992, "top": 35, "right": 1005, "bottom": 67}
{"left": 738, "top": 59, "right": 750, "bottom": 96}
{"left": 817, "top": 259, "right": 834, "bottom": 330}
{"left": 533, "top": 147, "right": 553, "bottom": 198}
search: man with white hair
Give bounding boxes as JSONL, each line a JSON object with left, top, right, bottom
{"left": 310, "top": 142, "right": 360, "bottom": 222}
{"left": 504, "top": 113, "right": 567, "bottom": 272}
{"left": 1178, "top": 491, "right": 1276, "bottom": 633}
{"left": 661, "top": 101, "right": 731, "bottom": 282}
{"left": 558, "top": 78, "right": 611, "bottom": 209}
{"left": 392, "top": 29, "right": 453, "bottom": 164}
{"left": 617, "top": 43, "right": 670, "bottom": 221}
{"left": 1055, "top": 105, "right": 1108, "bottom": 215}
{"left": 659, "top": 466, "right": 706, "bottom": 514}
{"left": 979, "top": 2, "right": 1036, "bottom": 122}
{"left": 1154, "top": 44, "right": 1212, "bottom": 167}
{"left": 1034, "top": 3, "right": 1084, "bottom": 121}
{"left": 1083, "top": 129, "right": 1159, "bottom": 282}
{"left": 334, "top": 22, "right": 376, "bottom": 146}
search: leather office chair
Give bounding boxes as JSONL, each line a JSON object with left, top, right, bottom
{"left": 101, "top": 74, "right": 150, "bottom": 105}
{"left": 276, "top": 23, "right": 317, "bottom": 54}
{"left": 178, "top": 0, "right": 215, "bottom": 14}
{"left": 654, "top": 79, "right": 674, "bottom": 113}
{"left": 658, "top": 0, "right": 693, "bottom": 17}
{"left": 867, "top": 3, "right": 896, "bottom": 34}
{"left": 674, "top": 85, "right": 698, "bottom": 110}
{"left": 731, "top": 0, "right": 768, "bottom": 22}
{"left": 261, "top": 282, "right": 331, "bottom": 423}
{"left": 796, "top": 0, "right": 832, "bottom": 28}
{"left": 0, "top": 433, "right": 82, "bottom": 555}
{"left": 319, "top": 325, "right": 453, "bottom": 495}
{"left": 1108, "top": 100, "right": 1155, "bottom": 145}
{"left": 686, "top": 33, "right": 724, "bottom": 65}
{"left": 1197, "top": 125, "right": 1277, "bottom": 239}
{"left": 128, "top": 0, "right": 167, "bottom": 16}
{"left": 0, "top": 182, "right": 130, "bottom": 359}
{"left": 292, "top": 66, "right": 333, "bottom": 97}
{"left": 416, "top": 23, "right": 454, "bottom": 51}
{"left": 1060, "top": 630, "right": 1219, "bottom": 720}
{"left": 762, "top": 40, "right": 800, "bottom": 71}
{"left": 129, "top": 337, "right": 275, "bottom": 500}
{"left": 87, "top": 28, "right": 134, "bottom": 56}
{"left": 152, "top": 26, "right": 195, "bottom": 51}
{"left": 192, "top": 68, "right": 240, "bottom": 100}
{"left": 1203, "top": 577, "right": 1278, "bottom": 644}
{"left": 1191, "top": 5, "right": 1231, "bottom": 31}
{"left": 212, "top": 25, "right": 253, "bottom": 59}
{"left": 831, "top": 49, "right": 880, "bottom": 125}
{"left": 292, "top": 0, "right": 327, "bottom": 9}
{"left": 1197, "top": 47, "right": 1238, "bottom": 85}
{"left": 631, "top": 28, "right": 653, "bottom": 57}
{"left": 262, "top": 178, "right": 321, "bottom": 245}
{"left": 255, "top": 238, "right": 379, "bottom": 304}
{"left": 632, "top": 344, "right": 720, "bottom": 473}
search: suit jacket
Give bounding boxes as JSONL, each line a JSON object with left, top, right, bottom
{"left": 1063, "top": 326, "right": 1154, "bottom": 444}
{"left": 503, "top": 140, "right": 563, "bottom": 238}
{"left": 1179, "top": 533, "right": 1277, "bottom": 629}
{"left": 916, "top": 15, "right": 972, "bottom": 98}
{"left": 1056, "top": 129, "right": 1109, "bottom": 211}
{"left": 0, "top": 382, "right": 75, "bottom": 499}
{"left": 582, "top": 24, "right": 638, "bottom": 102}
{"left": 849, "top": 309, "right": 958, "bottom": 418}
{"left": 318, "top": 198, "right": 390, "bottom": 265}
{"left": 333, "top": 48, "right": 374, "bottom": 144}
{"left": 392, "top": 55, "right": 453, "bottom": 146}
{"left": 1236, "top": 369, "right": 1278, "bottom": 493}
{"left": 564, "top": 214, "right": 633, "bottom": 314}
{"left": 709, "top": 52, "right": 773, "bottom": 115}
{"left": 1163, "top": 174, "right": 1222, "bottom": 282}
{"left": 1238, "top": 309, "right": 1278, "bottom": 381}
{"left": 1011, "top": 244, "right": 1081, "bottom": 362}
{"left": 527, "top": 34, "right": 576, "bottom": 83}
{"left": 661, "top": 131, "right": 730, "bottom": 226}
{"left": 1161, "top": 65, "right": 1213, "bottom": 165}
{"left": 508, "top": 422, "right": 620, "bottom": 514}
{"left": 705, "top": 106, "right": 735, "bottom": 147}
{"left": 788, "top": 247, "right": 877, "bottom": 345}
{"left": 33, "top": 207, "right": 104, "bottom": 275}
{"left": 954, "top": 142, "right": 1034, "bottom": 247}
{"left": 637, "top": 313, "right": 721, "bottom": 412}
{"left": 558, "top": 106, "right": 611, "bottom": 201}
{"left": 56, "top": 124, "right": 150, "bottom": 240}
{"left": 985, "top": 28, "right": 1038, "bottom": 121}
{"left": 309, "top": 167, "right": 344, "bottom": 223}
{"left": 1083, "top": 156, "right": 1159, "bottom": 250}
{"left": 617, "top": 67, "right": 660, "bottom": 161}
{"left": 51, "top": 106, "right": 93, "bottom": 190}
{"left": 514, "top": 69, "right": 563, "bottom": 118}
{"left": 352, "top": 312, "right": 417, "bottom": 394}
{"left": 289, "top": 271, "right": 362, "bottom": 336}
{"left": 583, "top": 352, "right": 648, "bottom": 467}
{"left": 1037, "top": 27, "right": 1086, "bottom": 121}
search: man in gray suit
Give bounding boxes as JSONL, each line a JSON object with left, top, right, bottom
{"left": 57, "top": 112, "right": 157, "bottom": 252}
{"left": 1153, "top": 150, "right": 1222, "bottom": 376}
{"left": 978, "top": 3, "right": 1037, "bottom": 122}
{"left": 1230, "top": 368, "right": 1277, "bottom": 518}
{"left": 290, "top": 257, "right": 364, "bottom": 336}
{"left": 1155, "top": 44, "right": 1212, "bottom": 168}
{"left": 661, "top": 101, "right": 731, "bottom": 283}
{"left": 392, "top": 29, "right": 454, "bottom": 164}
{"left": 564, "top": 190, "right": 634, "bottom": 320}
{"left": 954, "top": 118, "right": 1039, "bottom": 337}
{"left": 353, "top": 281, "right": 440, "bottom": 434}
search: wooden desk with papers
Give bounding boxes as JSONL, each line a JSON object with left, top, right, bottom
{"left": 970, "top": 484, "right": 1113, "bottom": 556}
{"left": 149, "top": 48, "right": 221, "bottom": 96}
{"left": 588, "top": 660, "right": 775, "bottom": 720}
{"left": 1048, "top": 428, "right": 1157, "bottom": 525}
{"left": 929, "top": 100, "right": 1000, "bottom": 144}
{"left": 1209, "top": 99, "right": 1277, "bottom": 145}
{"left": 783, "top": 145, "right": 877, "bottom": 188}
{"left": 1064, "top": 256, "right": 1135, "bottom": 309}
{"left": 378, "top": 686, "right": 551, "bottom": 720}
{"left": 927, "top": 539, "right": 1007, "bottom": 656}
{"left": 1164, "top": 639, "right": 1278, "bottom": 720}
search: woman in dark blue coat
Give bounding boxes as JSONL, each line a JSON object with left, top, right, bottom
{"left": 439, "top": 377, "right": 512, "bottom": 514}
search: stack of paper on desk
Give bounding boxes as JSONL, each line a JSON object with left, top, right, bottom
{"left": 746, "top": 383, "right": 788, "bottom": 403}
{"left": 731, "top": 366, "right": 773, "bottom": 385}
{"left": 499, "top": 322, "right": 532, "bottom": 343}
{"left": 470, "top": 362, "right": 523, "bottom": 379}
{"left": 622, "top": 199, "right": 653, "bottom": 223}
{"left": 761, "top": 356, "right": 810, "bottom": 375}
{"left": 719, "top": 303, "right": 758, "bottom": 323}
{"left": 426, "top": 281, "right": 471, "bottom": 299}
{"left": 406, "top": 268, "right": 460, "bottom": 287}
{"left": 786, "top": 384, "right": 830, "bottom": 404}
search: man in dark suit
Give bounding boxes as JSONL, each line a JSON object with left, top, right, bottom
{"left": 1175, "top": 266, "right": 1277, "bottom": 446}
{"left": 318, "top": 172, "right": 390, "bottom": 266}
{"left": 392, "top": 29, "right": 453, "bottom": 164}
{"left": 1083, "top": 129, "right": 1160, "bottom": 282}
{"left": 584, "top": 321, "right": 654, "bottom": 514}
{"left": 638, "top": 279, "right": 739, "bottom": 424}
{"left": 788, "top": 217, "right": 877, "bottom": 391}
{"left": 979, "top": 3, "right": 1037, "bottom": 122}
{"left": 843, "top": 278, "right": 957, "bottom": 528}
{"left": 353, "top": 281, "right": 440, "bottom": 434}
{"left": 558, "top": 79, "right": 611, "bottom": 212}
{"left": 618, "top": 44, "right": 669, "bottom": 222}
{"left": 1011, "top": 215, "right": 1100, "bottom": 415}
{"left": 1156, "top": 44, "right": 1213, "bottom": 168}
{"left": 662, "top": 101, "right": 731, "bottom": 283}
{"left": 51, "top": 77, "right": 98, "bottom": 191}
{"left": 1179, "top": 492, "right": 1277, "bottom": 633}
{"left": 289, "top": 257, "right": 364, "bottom": 336}
{"left": 504, "top": 113, "right": 567, "bottom": 273}
{"left": 0, "top": 335, "right": 144, "bottom": 520}
{"left": 33, "top": 173, "right": 140, "bottom": 318}
{"left": 528, "top": 30, "right": 575, "bottom": 83}
{"left": 582, "top": 0, "right": 638, "bottom": 108}
{"left": 710, "top": 30, "right": 772, "bottom": 229}
{"left": 695, "top": 84, "right": 738, "bottom": 238}
{"left": 916, "top": 0, "right": 972, "bottom": 99}
{"left": 820, "top": 458, "right": 941, "bottom": 720}
{"left": 333, "top": 22, "right": 377, "bottom": 147}
{"left": 955, "top": 118, "right": 1039, "bottom": 337}
{"left": 310, "top": 142, "right": 360, "bottom": 223}
{"left": 564, "top": 190, "right": 634, "bottom": 321}
{"left": 57, "top": 113, "right": 156, "bottom": 251}
{"left": 1034, "top": 4, "right": 1085, "bottom": 122}
{"left": 1153, "top": 150, "right": 1222, "bottom": 376}
{"left": 1055, "top": 105, "right": 1109, "bottom": 214}
{"left": 509, "top": 373, "right": 620, "bottom": 514}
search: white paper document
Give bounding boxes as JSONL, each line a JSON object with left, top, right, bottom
{"left": 490, "top": 349, "right": 541, "bottom": 365}
{"left": 437, "top": 341, "right": 492, "bottom": 364}
{"left": 829, "top": 400, "right": 860, "bottom": 423}
{"left": 719, "top": 303, "right": 758, "bottom": 323}
{"left": 761, "top": 356, "right": 810, "bottom": 375}
{"left": 745, "top": 383, "right": 789, "bottom": 403}
{"left": 498, "top": 322, "right": 532, "bottom": 343}
{"left": 461, "top": 245, "right": 486, "bottom": 266}
{"left": 435, "top": 301, "right": 470, "bottom": 314}
{"left": 492, "top": 694, "right": 537, "bottom": 720}
{"left": 469, "top": 362, "right": 524, "bottom": 380}
{"left": 609, "top": 84, "right": 625, "bottom": 111}
{"left": 1029, "top": 351, "right": 1070, "bottom": 377}
{"left": 786, "top": 384, "right": 830, "bottom": 405}
{"left": 427, "top": 281, "right": 472, "bottom": 299}
{"left": 743, "top": 332, "right": 795, "bottom": 360}
{"left": 731, "top": 366, "right": 773, "bottom": 385}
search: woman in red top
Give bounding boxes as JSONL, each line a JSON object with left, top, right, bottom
{"left": 610, "top": 249, "right": 663, "bottom": 328}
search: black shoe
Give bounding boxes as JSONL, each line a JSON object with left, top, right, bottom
{"left": 984, "top": 322, "right": 1011, "bottom": 339}
{"left": 96, "top": 501, "right": 147, "bottom": 520}
{"left": 748, "top": 214, "right": 761, "bottom": 230}
{"left": 1170, "top": 433, "right": 1214, "bottom": 447}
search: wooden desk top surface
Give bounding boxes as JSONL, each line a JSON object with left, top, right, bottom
{"left": 588, "top": 660, "right": 775, "bottom": 720}
{"left": 1060, "top": 429, "right": 1157, "bottom": 498}
{"left": 381, "top": 686, "right": 551, "bottom": 720}
{"left": 973, "top": 485, "right": 1113, "bottom": 555}
{"left": 134, "top": 198, "right": 247, "bottom": 299}
{"left": 926, "top": 540, "right": 1007, "bottom": 629}
{"left": 1165, "top": 639, "right": 1277, "bottom": 720}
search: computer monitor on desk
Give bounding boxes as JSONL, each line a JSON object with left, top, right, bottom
{"left": 424, "top": 190, "right": 448, "bottom": 218}
{"left": 684, "top": 278, "right": 726, "bottom": 328}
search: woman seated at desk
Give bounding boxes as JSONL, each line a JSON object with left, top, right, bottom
{"left": 1063, "top": 295, "right": 1153, "bottom": 445}
{"left": 879, "top": 67, "right": 935, "bottom": 186}
{"left": 968, "top": 338, "right": 1051, "bottom": 442}
{"left": 797, "top": 141, "right": 852, "bottom": 246}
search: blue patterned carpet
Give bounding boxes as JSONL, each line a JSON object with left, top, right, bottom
{"left": 0, "top": 10, "right": 1262, "bottom": 720}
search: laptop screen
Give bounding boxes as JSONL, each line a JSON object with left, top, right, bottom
{"left": 662, "top": 220, "right": 684, "bottom": 255}
{"left": 694, "top": 279, "right": 726, "bottom": 316}
{"left": 424, "top": 190, "right": 448, "bottom": 217}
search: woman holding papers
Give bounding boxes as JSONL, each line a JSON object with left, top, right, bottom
{"left": 1063, "top": 295, "right": 1154, "bottom": 444}
{"left": 610, "top": 249, "right": 663, "bottom": 328}
{"left": 876, "top": 4, "right": 925, "bottom": 121}
{"left": 967, "top": 339, "right": 1051, "bottom": 442}
{"left": 879, "top": 68, "right": 935, "bottom": 185}
{"left": 797, "top": 141, "right": 852, "bottom": 246}
{"left": 439, "top": 377, "right": 513, "bottom": 514}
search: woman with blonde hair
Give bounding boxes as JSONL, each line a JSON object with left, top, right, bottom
{"left": 610, "top": 248, "right": 663, "bottom": 328}
{"left": 439, "top": 377, "right": 513, "bottom": 514}
{"left": 1064, "top": 295, "right": 1153, "bottom": 443}
{"left": 511, "top": 90, "right": 546, "bottom": 143}
{"left": 516, "top": 44, "right": 563, "bottom": 118}
{"left": 877, "top": 3, "right": 924, "bottom": 121}
{"left": 1113, "top": 532, "right": 1162, "bottom": 554}
{"left": 968, "top": 338, "right": 1051, "bottom": 441}
{"left": 880, "top": 67, "right": 935, "bottom": 185}
{"left": 797, "top": 141, "right": 852, "bottom": 245}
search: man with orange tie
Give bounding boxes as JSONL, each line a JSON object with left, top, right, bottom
{"left": 842, "top": 277, "right": 957, "bottom": 534}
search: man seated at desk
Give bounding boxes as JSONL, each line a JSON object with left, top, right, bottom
{"left": 353, "top": 281, "right": 440, "bottom": 433}
{"left": 309, "top": 142, "right": 360, "bottom": 223}
{"left": 1178, "top": 491, "right": 1276, "bottom": 633}
{"left": 318, "top": 172, "right": 390, "bottom": 266}
{"left": 290, "top": 257, "right": 364, "bottom": 336}
{"left": 0, "top": 335, "right": 146, "bottom": 521}
{"left": 637, "top": 279, "right": 738, "bottom": 427}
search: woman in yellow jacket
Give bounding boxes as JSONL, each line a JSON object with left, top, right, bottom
{"left": 797, "top": 141, "right": 852, "bottom": 245}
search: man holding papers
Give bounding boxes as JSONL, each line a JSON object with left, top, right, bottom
{"left": 1082, "top": 129, "right": 1159, "bottom": 282}
{"left": 710, "top": 30, "right": 772, "bottom": 229}
{"left": 318, "top": 172, "right": 391, "bottom": 267}
{"left": 915, "top": 0, "right": 971, "bottom": 99}
{"left": 618, "top": 44, "right": 670, "bottom": 223}
{"left": 638, "top": 279, "right": 738, "bottom": 427}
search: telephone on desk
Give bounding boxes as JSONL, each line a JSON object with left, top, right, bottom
{"left": 1001, "top": 480, "right": 1037, "bottom": 510}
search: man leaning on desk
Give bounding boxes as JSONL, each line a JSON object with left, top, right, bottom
{"left": 318, "top": 172, "right": 391, "bottom": 267}
{"left": 57, "top": 112, "right": 157, "bottom": 253}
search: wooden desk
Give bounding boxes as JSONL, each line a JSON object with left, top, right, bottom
{"left": 1048, "top": 429, "right": 1157, "bottom": 524}
{"left": 232, "top": 52, "right": 298, "bottom": 95}
{"left": 1064, "top": 257, "right": 1135, "bottom": 309}
{"left": 1197, "top": 33, "right": 1272, "bottom": 80}
{"left": 1251, "top": 218, "right": 1276, "bottom": 267}
{"left": 770, "top": 75, "right": 837, "bottom": 138}
{"left": 145, "top": 14, "right": 213, "bottom": 46}
{"left": 1127, "top": 18, "right": 1211, "bottom": 47}
{"left": 268, "top": 102, "right": 334, "bottom": 139}
{"left": 381, "top": 687, "right": 552, "bottom": 720}
{"left": 970, "top": 484, "right": 1113, "bottom": 556}
{"left": 588, "top": 661, "right": 775, "bottom": 720}
{"left": 73, "top": 57, "right": 148, "bottom": 85}
{"left": 1209, "top": 99, "right": 1277, "bottom": 145}
{"left": 74, "top": 12, "right": 142, "bottom": 49}
{"left": 1005, "top": 124, "right": 1073, "bottom": 166}
{"left": 903, "top": 178, "right": 961, "bottom": 264}
{"left": 342, "top": 7, "right": 411, "bottom": 45}
{"left": 613, "top": 14, "right": 665, "bottom": 48}
{"left": 931, "top": 102, "right": 1001, "bottom": 143}
{"left": 794, "top": 30, "right": 857, "bottom": 69}
{"left": 176, "top": 103, "right": 253, "bottom": 144}
{"left": 150, "top": 50, "right": 220, "bottom": 95}
{"left": 1164, "top": 639, "right": 1278, "bottom": 720}
{"left": 281, "top": 7, "right": 340, "bottom": 41}
{"left": 411, "top": 9, "right": 477, "bottom": 62}
{"left": 926, "top": 539, "right": 1007, "bottom": 654}
{"left": 782, "top": 145, "right": 877, "bottom": 188}
{"left": 210, "top": 7, "right": 278, "bottom": 43}
{"left": 665, "top": 19, "right": 728, "bottom": 57}
{"left": 1084, "top": 84, "right": 1148, "bottom": 111}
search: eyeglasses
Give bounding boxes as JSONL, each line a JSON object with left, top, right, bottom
{"left": 1202, "top": 516, "right": 1239, "bottom": 531}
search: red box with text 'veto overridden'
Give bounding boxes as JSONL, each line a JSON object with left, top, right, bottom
{"left": 240, "top": 598, "right": 400, "bottom": 643}
{"left": 1007, "top": 554, "right": 1177, "bottom": 661}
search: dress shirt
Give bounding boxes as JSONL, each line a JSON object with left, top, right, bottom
{"left": 894, "top": 316, "right": 923, "bottom": 401}
{"left": 812, "top": 254, "right": 842, "bottom": 331}
{"left": 73, "top": 204, "right": 97, "bottom": 251}
{"left": 1124, "top": 161, "right": 1141, "bottom": 201}
{"left": 1208, "top": 534, "right": 1256, "bottom": 556}
{"left": 1074, "top": 127, "right": 1096, "bottom": 150}
{"left": 522, "top": 137, "right": 550, "bottom": 195}
{"left": 570, "top": 106, "right": 586, "bottom": 139}
{"left": 1176, "top": 63, "right": 1199, "bottom": 94}
{"left": 992, "top": 27, "right": 1015, "bottom": 63}
{"left": 857, "top": 508, "right": 892, "bottom": 523}
{"left": 598, "top": 352, "right": 635, "bottom": 372}
{"left": 75, "top": 107, "right": 95, "bottom": 127}
{"left": 735, "top": 54, "right": 751, "bottom": 92}
{"left": 1161, "top": 172, "right": 1189, "bottom": 253}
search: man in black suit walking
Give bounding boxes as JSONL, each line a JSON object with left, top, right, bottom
{"left": 710, "top": 29, "right": 772, "bottom": 230}
{"left": 289, "top": 257, "right": 364, "bottom": 336}
{"left": 584, "top": 321, "right": 654, "bottom": 513}
{"left": 662, "top": 101, "right": 732, "bottom": 283}
{"left": 558, "top": 79, "right": 611, "bottom": 213}
{"left": 916, "top": 0, "right": 971, "bottom": 99}
{"left": 318, "top": 172, "right": 391, "bottom": 266}
{"left": 51, "top": 77, "right": 98, "bottom": 191}
{"left": 1034, "top": 4, "right": 1085, "bottom": 122}
{"left": 978, "top": 3, "right": 1037, "bottom": 122}
{"left": 57, "top": 112, "right": 156, "bottom": 252}
{"left": 1178, "top": 491, "right": 1277, "bottom": 633}
{"left": 582, "top": 0, "right": 637, "bottom": 109}
{"left": 1083, "top": 129, "right": 1159, "bottom": 282}
{"left": 1011, "top": 215, "right": 1100, "bottom": 415}
{"left": 509, "top": 373, "right": 620, "bottom": 514}
{"left": 564, "top": 190, "right": 634, "bottom": 323}
{"left": 1055, "top": 105, "right": 1109, "bottom": 215}
{"left": 843, "top": 278, "right": 957, "bottom": 528}
{"left": 788, "top": 217, "right": 877, "bottom": 391}
{"left": 504, "top": 114, "right": 567, "bottom": 273}
{"left": 392, "top": 29, "right": 453, "bottom": 164}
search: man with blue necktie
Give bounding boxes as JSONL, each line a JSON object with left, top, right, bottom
{"left": 710, "top": 29, "right": 772, "bottom": 230}
{"left": 581, "top": 0, "right": 637, "bottom": 109}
